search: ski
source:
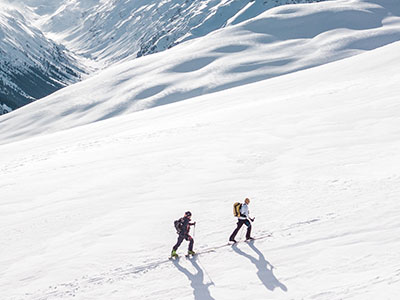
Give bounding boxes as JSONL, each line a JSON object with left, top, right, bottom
{"left": 169, "top": 253, "right": 197, "bottom": 260}
{"left": 197, "top": 234, "right": 273, "bottom": 255}
{"left": 169, "top": 233, "right": 272, "bottom": 259}
{"left": 229, "top": 233, "right": 271, "bottom": 245}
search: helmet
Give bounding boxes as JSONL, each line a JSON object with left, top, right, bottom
{"left": 185, "top": 211, "right": 192, "bottom": 217}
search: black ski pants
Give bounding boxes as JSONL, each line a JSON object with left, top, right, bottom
{"left": 173, "top": 234, "right": 194, "bottom": 251}
{"left": 230, "top": 219, "right": 252, "bottom": 241}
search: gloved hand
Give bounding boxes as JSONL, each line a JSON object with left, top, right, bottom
{"left": 250, "top": 217, "right": 255, "bottom": 222}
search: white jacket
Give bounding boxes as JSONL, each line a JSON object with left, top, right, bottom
{"left": 238, "top": 203, "right": 250, "bottom": 220}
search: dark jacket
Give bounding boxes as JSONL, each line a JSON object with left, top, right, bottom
{"left": 179, "top": 216, "right": 194, "bottom": 236}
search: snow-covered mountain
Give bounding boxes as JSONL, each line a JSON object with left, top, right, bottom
{"left": 0, "top": 102, "right": 11, "bottom": 114}
{"left": 1, "top": 0, "right": 399, "bottom": 144}
{"left": 1, "top": 0, "right": 326, "bottom": 111}
{"left": 1, "top": 0, "right": 400, "bottom": 299}
{"left": 0, "top": 3, "right": 85, "bottom": 110}
{"left": 27, "top": 0, "right": 327, "bottom": 64}
{"left": 1, "top": 25, "right": 400, "bottom": 300}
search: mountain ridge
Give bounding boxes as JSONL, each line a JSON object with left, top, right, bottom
{"left": 0, "top": 3, "right": 85, "bottom": 111}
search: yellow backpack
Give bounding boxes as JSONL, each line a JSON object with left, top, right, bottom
{"left": 233, "top": 202, "right": 242, "bottom": 217}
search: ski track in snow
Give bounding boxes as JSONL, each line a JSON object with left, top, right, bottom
{"left": 17, "top": 217, "right": 326, "bottom": 300}
{"left": 1, "top": 1, "right": 400, "bottom": 300}
{"left": 8, "top": 170, "right": 400, "bottom": 300}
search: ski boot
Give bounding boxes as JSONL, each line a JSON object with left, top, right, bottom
{"left": 170, "top": 250, "right": 178, "bottom": 259}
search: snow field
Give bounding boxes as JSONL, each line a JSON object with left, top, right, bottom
{"left": 1, "top": 38, "right": 400, "bottom": 299}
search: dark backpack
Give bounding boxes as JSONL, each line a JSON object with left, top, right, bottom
{"left": 174, "top": 218, "right": 184, "bottom": 234}
{"left": 233, "top": 202, "right": 242, "bottom": 217}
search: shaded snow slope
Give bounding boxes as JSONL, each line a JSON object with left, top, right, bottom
{"left": 1, "top": 39, "right": 400, "bottom": 300}
{"left": 1, "top": 0, "right": 326, "bottom": 112}
{"left": 25, "top": 0, "right": 326, "bottom": 64}
{"left": 0, "top": 3, "right": 85, "bottom": 110}
{"left": 1, "top": 0, "right": 399, "bottom": 144}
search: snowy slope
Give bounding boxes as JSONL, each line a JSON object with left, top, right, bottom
{"left": 1, "top": 0, "right": 326, "bottom": 112}
{"left": 1, "top": 37, "right": 400, "bottom": 300}
{"left": 25, "top": 0, "right": 326, "bottom": 64}
{"left": 0, "top": 3, "right": 85, "bottom": 110}
{"left": 1, "top": 0, "right": 399, "bottom": 144}
{"left": 1, "top": 0, "right": 400, "bottom": 299}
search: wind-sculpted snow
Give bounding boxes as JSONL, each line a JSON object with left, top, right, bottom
{"left": 23, "top": 0, "right": 326, "bottom": 64}
{"left": 0, "top": 5, "right": 85, "bottom": 110}
{"left": 2, "top": 0, "right": 324, "bottom": 111}
{"left": 1, "top": 0, "right": 399, "bottom": 144}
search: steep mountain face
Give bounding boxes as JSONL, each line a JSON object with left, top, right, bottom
{"left": 0, "top": 4, "right": 85, "bottom": 110}
{"left": 28, "top": 0, "right": 325, "bottom": 65}
{"left": 0, "top": 103, "right": 11, "bottom": 115}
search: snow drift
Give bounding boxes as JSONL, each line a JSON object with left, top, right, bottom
{"left": 1, "top": 0, "right": 399, "bottom": 145}
{"left": 0, "top": 0, "right": 326, "bottom": 111}
{"left": 26, "top": 0, "right": 327, "bottom": 64}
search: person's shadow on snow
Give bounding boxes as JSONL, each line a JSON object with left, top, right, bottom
{"left": 232, "top": 241, "right": 287, "bottom": 292}
{"left": 172, "top": 257, "right": 215, "bottom": 300}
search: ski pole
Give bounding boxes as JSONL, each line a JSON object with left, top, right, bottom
{"left": 197, "top": 256, "right": 215, "bottom": 286}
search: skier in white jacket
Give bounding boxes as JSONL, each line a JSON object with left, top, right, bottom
{"left": 229, "top": 198, "right": 255, "bottom": 243}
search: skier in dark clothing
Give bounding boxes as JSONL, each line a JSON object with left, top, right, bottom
{"left": 229, "top": 198, "right": 255, "bottom": 243}
{"left": 171, "top": 211, "right": 196, "bottom": 257}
